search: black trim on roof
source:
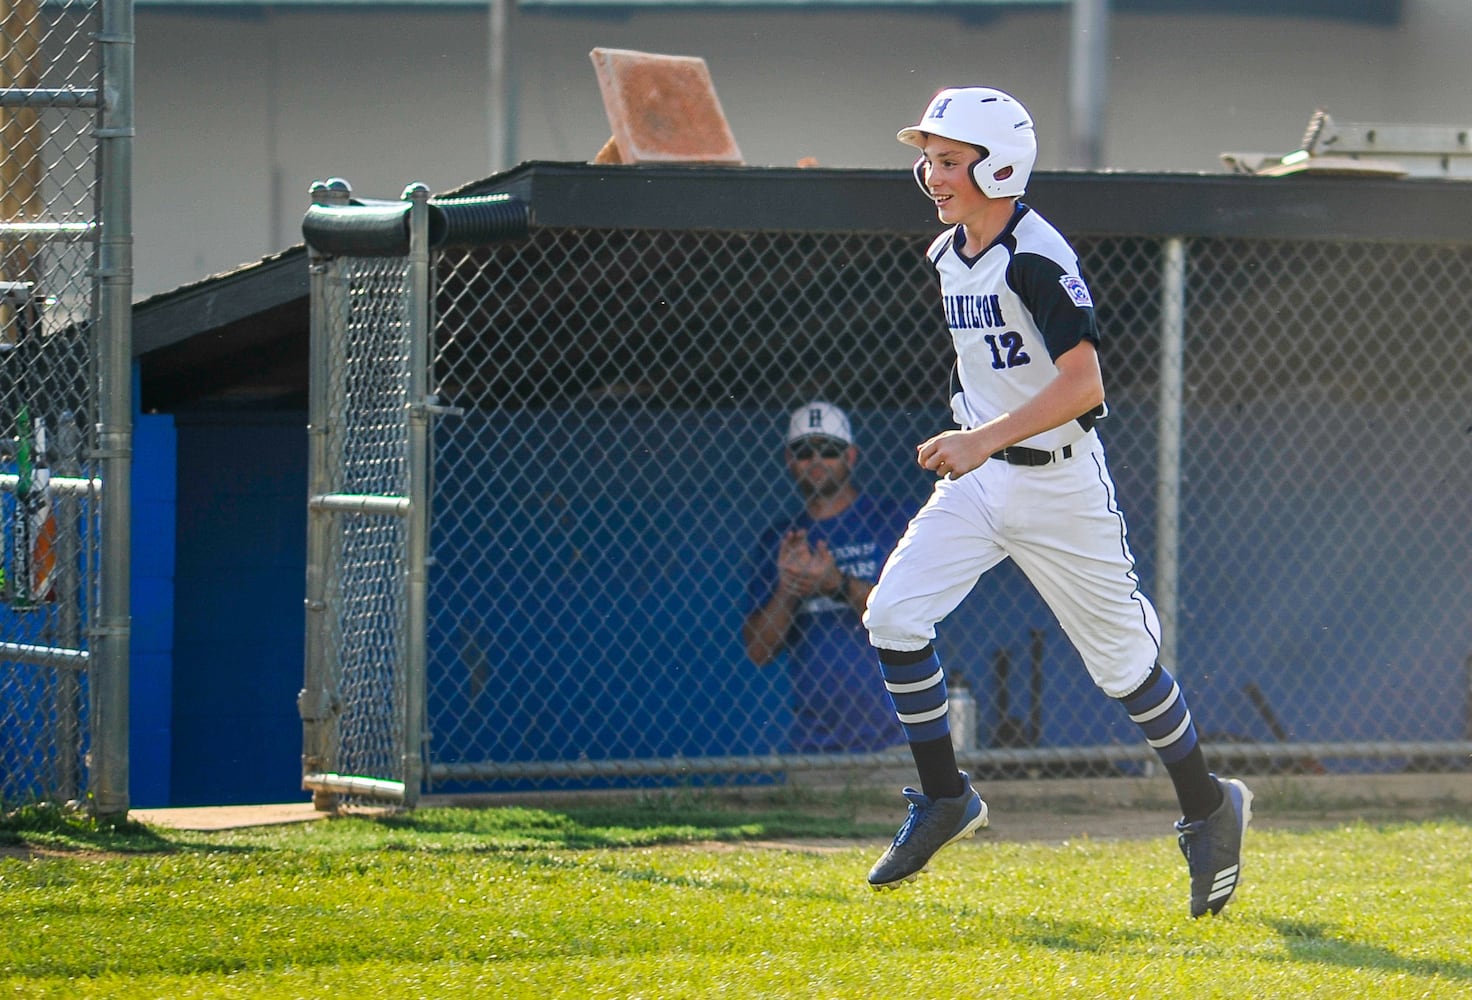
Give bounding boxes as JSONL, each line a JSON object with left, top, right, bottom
{"left": 134, "top": 245, "right": 308, "bottom": 357}
{"left": 445, "top": 161, "right": 1472, "bottom": 244}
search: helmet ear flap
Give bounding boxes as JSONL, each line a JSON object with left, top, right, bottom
{"left": 968, "top": 145, "right": 992, "bottom": 195}
{"left": 970, "top": 159, "right": 988, "bottom": 194}
{"left": 911, "top": 155, "right": 928, "bottom": 195}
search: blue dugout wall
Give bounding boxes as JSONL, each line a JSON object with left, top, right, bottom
{"left": 146, "top": 396, "right": 1470, "bottom": 804}
{"left": 422, "top": 403, "right": 1120, "bottom": 789}
{"left": 166, "top": 414, "right": 306, "bottom": 806}
{"left": 423, "top": 391, "right": 1469, "bottom": 789}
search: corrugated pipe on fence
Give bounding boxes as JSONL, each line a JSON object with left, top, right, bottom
{"left": 301, "top": 182, "right": 531, "bottom": 257}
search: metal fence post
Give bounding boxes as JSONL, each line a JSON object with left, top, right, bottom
{"left": 401, "top": 182, "right": 431, "bottom": 808}
{"left": 54, "top": 414, "right": 84, "bottom": 800}
{"left": 90, "top": 0, "right": 135, "bottom": 818}
{"left": 299, "top": 178, "right": 350, "bottom": 810}
{"left": 1155, "top": 237, "right": 1186, "bottom": 675}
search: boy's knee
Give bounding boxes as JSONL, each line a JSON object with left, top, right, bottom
{"left": 860, "top": 585, "right": 897, "bottom": 638}
{"left": 862, "top": 589, "right": 931, "bottom": 651}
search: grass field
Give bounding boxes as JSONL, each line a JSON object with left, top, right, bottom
{"left": 3, "top": 786, "right": 1471, "bottom": 999}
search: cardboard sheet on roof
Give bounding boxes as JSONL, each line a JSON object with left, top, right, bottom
{"left": 589, "top": 47, "right": 744, "bottom": 165}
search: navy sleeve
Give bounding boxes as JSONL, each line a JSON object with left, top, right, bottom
{"left": 1008, "top": 252, "right": 1099, "bottom": 362}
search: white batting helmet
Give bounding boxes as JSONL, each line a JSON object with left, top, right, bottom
{"left": 897, "top": 87, "right": 1037, "bottom": 199}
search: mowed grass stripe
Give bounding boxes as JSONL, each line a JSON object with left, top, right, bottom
{"left": 2, "top": 801, "right": 1470, "bottom": 998}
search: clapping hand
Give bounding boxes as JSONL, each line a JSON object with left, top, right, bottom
{"left": 777, "top": 529, "right": 842, "bottom": 600}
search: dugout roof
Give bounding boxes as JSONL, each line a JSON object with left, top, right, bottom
{"left": 132, "top": 160, "right": 1472, "bottom": 412}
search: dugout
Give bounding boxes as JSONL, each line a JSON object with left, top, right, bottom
{"left": 132, "top": 162, "right": 1472, "bottom": 805}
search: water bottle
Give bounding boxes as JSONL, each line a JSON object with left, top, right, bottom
{"left": 949, "top": 676, "right": 978, "bottom": 752}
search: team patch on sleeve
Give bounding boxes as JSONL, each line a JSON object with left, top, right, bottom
{"left": 1058, "top": 275, "right": 1093, "bottom": 308}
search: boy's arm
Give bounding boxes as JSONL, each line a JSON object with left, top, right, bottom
{"left": 917, "top": 341, "right": 1104, "bottom": 478}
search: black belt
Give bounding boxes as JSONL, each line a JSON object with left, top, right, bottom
{"left": 991, "top": 443, "right": 1074, "bottom": 467}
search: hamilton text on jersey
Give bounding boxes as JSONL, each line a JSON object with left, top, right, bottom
{"left": 942, "top": 292, "right": 1006, "bottom": 330}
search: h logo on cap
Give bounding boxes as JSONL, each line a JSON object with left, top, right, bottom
{"left": 788, "top": 400, "right": 852, "bottom": 447}
{"left": 928, "top": 98, "right": 952, "bottom": 120}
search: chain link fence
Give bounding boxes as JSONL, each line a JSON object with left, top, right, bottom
{"left": 1, "top": 0, "right": 131, "bottom": 812}
{"left": 301, "top": 245, "right": 414, "bottom": 807}
{"left": 301, "top": 184, "right": 529, "bottom": 807}
{"left": 304, "top": 179, "right": 1472, "bottom": 803}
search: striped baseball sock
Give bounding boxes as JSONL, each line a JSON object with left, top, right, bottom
{"left": 879, "top": 645, "right": 964, "bottom": 800}
{"left": 1118, "top": 663, "right": 1221, "bottom": 821}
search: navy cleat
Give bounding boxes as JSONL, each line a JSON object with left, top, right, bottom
{"left": 1176, "top": 775, "right": 1253, "bottom": 917}
{"left": 868, "top": 771, "right": 988, "bottom": 890}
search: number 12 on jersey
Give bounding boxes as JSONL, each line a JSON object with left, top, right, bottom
{"left": 983, "top": 331, "right": 1031, "bottom": 370}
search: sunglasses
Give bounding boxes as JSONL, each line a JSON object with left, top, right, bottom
{"left": 789, "top": 439, "right": 847, "bottom": 460}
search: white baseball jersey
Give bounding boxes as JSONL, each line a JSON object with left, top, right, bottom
{"left": 927, "top": 205, "right": 1104, "bottom": 452}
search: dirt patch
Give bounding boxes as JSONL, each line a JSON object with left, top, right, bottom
{"left": 840, "top": 771, "right": 1472, "bottom": 839}
{"left": 11, "top": 772, "right": 1467, "bottom": 850}
{"left": 0, "top": 843, "right": 124, "bottom": 862}
{"left": 698, "top": 771, "right": 1472, "bottom": 853}
{"left": 129, "top": 801, "right": 327, "bottom": 832}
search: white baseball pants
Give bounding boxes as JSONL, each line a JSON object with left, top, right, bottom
{"left": 863, "top": 430, "right": 1161, "bottom": 699}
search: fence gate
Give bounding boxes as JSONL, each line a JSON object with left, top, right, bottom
{"left": 0, "top": 0, "right": 131, "bottom": 813}
{"left": 299, "top": 180, "right": 528, "bottom": 809}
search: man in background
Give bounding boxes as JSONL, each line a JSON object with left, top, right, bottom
{"left": 742, "top": 401, "right": 913, "bottom": 753}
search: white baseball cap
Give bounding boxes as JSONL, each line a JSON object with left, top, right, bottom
{"left": 786, "top": 401, "right": 853, "bottom": 447}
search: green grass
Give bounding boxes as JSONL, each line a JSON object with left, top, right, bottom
{"left": 3, "top": 794, "right": 1471, "bottom": 998}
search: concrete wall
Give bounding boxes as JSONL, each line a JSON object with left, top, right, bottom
{"left": 132, "top": 0, "right": 1472, "bottom": 299}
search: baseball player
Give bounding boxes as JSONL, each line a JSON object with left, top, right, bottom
{"left": 860, "top": 86, "right": 1252, "bottom": 918}
{"left": 743, "top": 401, "right": 913, "bottom": 753}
